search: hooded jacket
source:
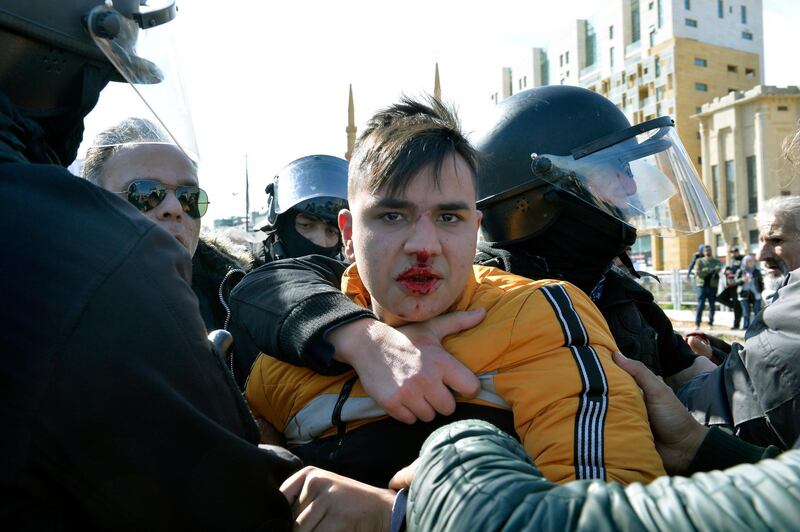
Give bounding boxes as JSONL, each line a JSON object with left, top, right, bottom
{"left": 246, "top": 263, "right": 665, "bottom": 486}
{"left": 0, "top": 92, "right": 299, "bottom": 530}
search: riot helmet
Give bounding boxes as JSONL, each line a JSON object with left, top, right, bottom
{"left": 474, "top": 86, "right": 719, "bottom": 293}
{"left": 0, "top": 1, "right": 195, "bottom": 164}
{"left": 258, "top": 154, "right": 349, "bottom": 261}
{"left": 476, "top": 86, "right": 719, "bottom": 244}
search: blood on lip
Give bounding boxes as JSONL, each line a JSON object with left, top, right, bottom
{"left": 397, "top": 266, "right": 440, "bottom": 295}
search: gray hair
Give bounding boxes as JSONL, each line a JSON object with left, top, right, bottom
{"left": 82, "top": 117, "right": 172, "bottom": 186}
{"left": 759, "top": 195, "right": 800, "bottom": 237}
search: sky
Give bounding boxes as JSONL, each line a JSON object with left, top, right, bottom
{"left": 78, "top": 0, "right": 800, "bottom": 226}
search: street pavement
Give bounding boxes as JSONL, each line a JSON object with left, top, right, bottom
{"left": 663, "top": 308, "right": 747, "bottom": 341}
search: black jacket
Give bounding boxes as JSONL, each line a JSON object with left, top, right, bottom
{"left": 228, "top": 255, "right": 372, "bottom": 387}
{"left": 192, "top": 236, "right": 250, "bottom": 332}
{"left": 0, "top": 93, "right": 299, "bottom": 530}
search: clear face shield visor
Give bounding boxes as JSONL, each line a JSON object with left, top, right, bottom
{"left": 86, "top": 0, "right": 198, "bottom": 162}
{"left": 531, "top": 117, "right": 720, "bottom": 235}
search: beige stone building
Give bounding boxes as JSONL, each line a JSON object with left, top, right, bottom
{"left": 694, "top": 85, "right": 800, "bottom": 256}
{"left": 492, "top": 0, "right": 765, "bottom": 269}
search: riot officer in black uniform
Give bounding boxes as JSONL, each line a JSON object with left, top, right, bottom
{"left": 474, "top": 85, "right": 720, "bottom": 379}
{"left": 0, "top": 1, "right": 299, "bottom": 527}
{"left": 225, "top": 155, "right": 349, "bottom": 387}
{"left": 258, "top": 154, "right": 349, "bottom": 263}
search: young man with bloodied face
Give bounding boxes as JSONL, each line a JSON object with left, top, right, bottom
{"left": 244, "top": 96, "right": 665, "bottom": 488}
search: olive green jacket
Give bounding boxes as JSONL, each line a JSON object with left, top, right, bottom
{"left": 407, "top": 420, "right": 799, "bottom": 531}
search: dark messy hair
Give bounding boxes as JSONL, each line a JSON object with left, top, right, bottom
{"left": 348, "top": 95, "right": 479, "bottom": 199}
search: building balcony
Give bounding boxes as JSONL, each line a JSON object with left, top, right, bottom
{"left": 625, "top": 40, "right": 642, "bottom": 58}
{"left": 579, "top": 62, "right": 601, "bottom": 82}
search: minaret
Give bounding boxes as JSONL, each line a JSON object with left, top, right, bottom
{"left": 345, "top": 84, "right": 357, "bottom": 161}
{"left": 433, "top": 63, "right": 441, "bottom": 100}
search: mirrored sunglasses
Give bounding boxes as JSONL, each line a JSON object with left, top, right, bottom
{"left": 116, "top": 179, "right": 209, "bottom": 219}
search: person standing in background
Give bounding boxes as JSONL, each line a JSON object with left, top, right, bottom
{"left": 735, "top": 255, "right": 764, "bottom": 329}
{"left": 721, "top": 247, "right": 743, "bottom": 329}
{"left": 694, "top": 245, "right": 723, "bottom": 329}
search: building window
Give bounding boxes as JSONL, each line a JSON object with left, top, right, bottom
{"left": 649, "top": 29, "right": 656, "bottom": 47}
{"left": 631, "top": 0, "right": 641, "bottom": 42}
{"left": 610, "top": 47, "right": 615, "bottom": 68}
{"left": 711, "top": 165, "right": 720, "bottom": 208}
{"left": 685, "top": 0, "right": 691, "bottom": 9}
{"left": 697, "top": 156, "right": 702, "bottom": 165}
{"left": 656, "top": 86, "right": 664, "bottom": 100}
{"left": 742, "top": 31, "right": 753, "bottom": 40}
{"left": 749, "top": 230, "right": 759, "bottom": 252}
{"left": 745, "top": 67, "right": 755, "bottom": 77}
{"left": 741, "top": 5, "right": 747, "bottom": 24}
{"left": 718, "top": 0, "right": 724, "bottom": 18}
{"left": 540, "top": 50, "right": 550, "bottom": 85}
{"left": 622, "top": 92, "right": 627, "bottom": 108}
{"left": 727, "top": 64, "right": 738, "bottom": 73}
{"left": 566, "top": 51, "right": 570, "bottom": 64}
{"left": 778, "top": 105, "right": 789, "bottom": 111}
{"left": 654, "top": 56, "right": 661, "bottom": 77}
{"left": 519, "top": 79, "right": 522, "bottom": 90}
{"left": 609, "top": 25, "right": 614, "bottom": 39}
{"left": 695, "top": 82, "right": 708, "bottom": 92}
{"left": 685, "top": 18, "right": 698, "bottom": 28}
{"left": 657, "top": 0, "right": 664, "bottom": 28}
{"left": 696, "top": 131, "right": 701, "bottom": 140}
{"left": 559, "top": 54, "right": 563, "bottom": 67}
{"left": 725, "top": 159, "right": 735, "bottom": 216}
{"left": 585, "top": 22, "right": 596, "bottom": 67}
{"left": 694, "top": 57, "right": 707, "bottom": 67}
{"left": 695, "top": 106, "right": 702, "bottom": 113}
{"left": 746, "top": 155, "right": 757, "bottom": 214}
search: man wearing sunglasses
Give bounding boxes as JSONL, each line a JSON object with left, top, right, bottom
{"left": 83, "top": 117, "right": 255, "bottom": 333}
{"left": 0, "top": 1, "right": 301, "bottom": 529}
{"left": 83, "top": 116, "right": 207, "bottom": 256}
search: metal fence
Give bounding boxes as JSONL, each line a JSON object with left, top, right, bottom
{"left": 636, "top": 269, "right": 707, "bottom": 309}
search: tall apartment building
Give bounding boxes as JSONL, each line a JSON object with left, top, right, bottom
{"left": 695, "top": 85, "right": 800, "bottom": 256}
{"left": 491, "top": 0, "right": 764, "bottom": 269}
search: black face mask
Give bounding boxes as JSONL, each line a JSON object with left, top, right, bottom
{"left": 271, "top": 211, "right": 341, "bottom": 260}
{"left": 20, "top": 64, "right": 113, "bottom": 166}
{"left": 504, "top": 192, "right": 637, "bottom": 295}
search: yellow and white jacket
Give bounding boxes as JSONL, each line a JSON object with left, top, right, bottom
{"left": 246, "top": 264, "right": 665, "bottom": 484}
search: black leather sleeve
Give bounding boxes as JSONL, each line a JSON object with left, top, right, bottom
{"left": 228, "top": 255, "right": 377, "bottom": 384}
